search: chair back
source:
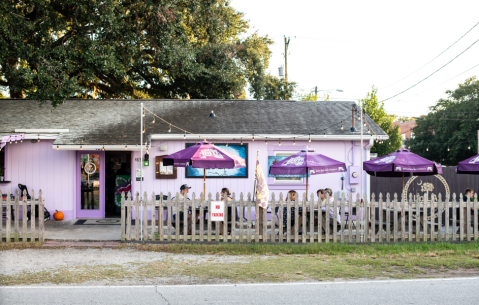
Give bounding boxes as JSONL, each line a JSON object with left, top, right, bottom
{"left": 18, "top": 184, "right": 31, "bottom": 199}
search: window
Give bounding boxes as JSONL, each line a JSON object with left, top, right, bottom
{"left": 273, "top": 151, "right": 302, "bottom": 183}
{"left": 155, "top": 155, "right": 177, "bottom": 179}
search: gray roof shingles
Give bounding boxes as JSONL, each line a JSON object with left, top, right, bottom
{"left": 0, "top": 99, "right": 387, "bottom": 145}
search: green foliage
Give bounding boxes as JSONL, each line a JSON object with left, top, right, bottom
{"left": 360, "top": 86, "right": 402, "bottom": 156}
{"left": 406, "top": 77, "right": 479, "bottom": 166}
{"left": 0, "top": 0, "right": 272, "bottom": 107}
{"left": 391, "top": 115, "right": 416, "bottom": 122}
{"left": 262, "top": 74, "right": 297, "bottom": 100}
{"left": 299, "top": 91, "right": 318, "bottom": 101}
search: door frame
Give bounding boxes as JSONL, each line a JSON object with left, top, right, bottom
{"left": 76, "top": 151, "right": 105, "bottom": 218}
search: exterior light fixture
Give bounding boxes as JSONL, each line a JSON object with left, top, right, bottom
{"left": 56, "top": 145, "right": 59, "bottom": 149}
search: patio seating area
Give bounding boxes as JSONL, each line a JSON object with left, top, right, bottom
{"left": 120, "top": 191, "right": 479, "bottom": 244}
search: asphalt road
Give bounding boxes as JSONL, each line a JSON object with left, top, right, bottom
{"left": 1, "top": 277, "right": 478, "bottom": 305}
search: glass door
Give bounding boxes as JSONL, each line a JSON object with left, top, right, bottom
{"left": 77, "top": 151, "right": 105, "bottom": 218}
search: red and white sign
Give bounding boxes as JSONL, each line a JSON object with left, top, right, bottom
{"left": 210, "top": 201, "right": 224, "bottom": 221}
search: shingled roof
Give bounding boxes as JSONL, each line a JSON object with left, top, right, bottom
{"left": 0, "top": 99, "right": 387, "bottom": 145}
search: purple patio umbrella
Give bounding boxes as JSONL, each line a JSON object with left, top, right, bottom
{"left": 456, "top": 154, "right": 479, "bottom": 174}
{"left": 269, "top": 149, "right": 347, "bottom": 196}
{"left": 363, "top": 149, "right": 443, "bottom": 190}
{"left": 163, "top": 141, "right": 246, "bottom": 195}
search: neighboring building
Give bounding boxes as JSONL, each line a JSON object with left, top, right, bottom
{"left": 0, "top": 99, "right": 388, "bottom": 220}
{"left": 393, "top": 120, "right": 416, "bottom": 147}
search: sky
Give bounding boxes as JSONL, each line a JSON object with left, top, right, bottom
{"left": 231, "top": 0, "right": 479, "bottom": 117}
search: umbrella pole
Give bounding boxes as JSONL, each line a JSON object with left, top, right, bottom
{"left": 402, "top": 173, "right": 404, "bottom": 192}
{"left": 306, "top": 174, "right": 309, "bottom": 200}
{"left": 204, "top": 169, "right": 206, "bottom": 198}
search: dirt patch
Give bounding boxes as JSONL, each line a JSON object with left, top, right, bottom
{"left": 0, "top": 248, "right": 254, "bottom": 276}
{"left": 412, "top": 267, "right": 479, "bottom": 278}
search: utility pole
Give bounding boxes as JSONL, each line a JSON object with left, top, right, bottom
{"left": 284, "top": 36, "right": 290, "bottom": 100}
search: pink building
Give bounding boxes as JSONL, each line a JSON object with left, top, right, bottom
{"left": 393, "top": 120, "right": 416, "bottom": 147}
{"left": 0, "top": 99, "right": 388, "bottom": 220}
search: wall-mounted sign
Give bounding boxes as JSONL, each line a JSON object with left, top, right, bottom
{"left": 135, "top": 169, "right": 144, "bottom": 181}
{"left": 134, "top": 157, "right": 143, "bottom": 162}
{"left": 210, "top": 201, "right": 224, "bottom": 221}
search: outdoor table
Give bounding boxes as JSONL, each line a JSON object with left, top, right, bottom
{"left": 380, "top": 205, "right": 433, "bottom": 234}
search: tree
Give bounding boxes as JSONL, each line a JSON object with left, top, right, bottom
{"left": 298, "top": 91, "right": 329, "bottom": 101}
{"left": 405, "top": 77, "right": 479, "bottom": 165}
{"left": 360, "top": 86, "right": 402, "bottom": 156}
{"left": 262, "top": 74, "right": 297, "bottom": 100}
{"left": 0, "top": 0, "right": 272, "bottom": 107}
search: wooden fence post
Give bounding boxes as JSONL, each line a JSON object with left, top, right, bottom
{"left": 445, "top": 193, "right": 450, "bottom": 242}
{"left": 39, "top": 190, "right": 44, "bottom": 243}
{"left": 22, "top": 190, "right": 27, "bottom": 243}
{"left": 126, "top": 191, "right": 132, "bottom": 241}
{"left": 159, "top": 192, "right": 164, "bottom": 242}
{"left": 199, "top": 192, "right": 204, "bottom": 242}
{"left": 135, "top": 192, "right": 140, "bottom": 240}
{"left": 30, "top": 190, "right": 36, "bottom": 242}
{"left": 239, "top": 193, "right": 244, "bottom": 243}
{"left": 151, "top": 192, "right": 156, "bottom": 241}
{"left": 393, "top": 193, "right": 398, "bottom": 243}
{"left": 231, "top": 193, "right": 236, "bottom": 243}
{"left": 378, "top": 193, "right": 383, "bottom": 242}
{"left": 310, "top": 193, "right": 315, "bottom": 243}
{"left": 332, "top": 194, "right": 337, "bottom": 243}
{"left": 401, "top": 193, "right": 406, "bottom": 242}
{"left": 437, "top": 194, "right": 443, "bottom": 242}
{"left": 371, "top": 193, "right": 376, "bottom": 243}
{"left": 14, "top": 189, "right": 19, "bottom": 242}
{"left": 460, "top": 195, "right": 464, "bottom": 241}
{"left": 348, "top": 193, "right": 353, "bottom": 243}
{"left": 121, "top": 191, "right": 126, "bottom": 241}
{"left": 207, "top": 193, "right": 212, "bottom": 242}
{"left": 279, "top": 193, "right": 284, "bottom": 242}
{"left": 386, "top": 193, "right": 391, "bottom": 242}
{"left": 340, "top": 193, "right": 345, "bottom": 243}
{"left": 408, "top": 193, "right": 413, "bottom": 242}
{"left": 167, "top": 192, "right": 172, "bottom": 241}
{"left": 183, "top": 193, "right": 188, "bottom": 242}
{"left": 271, "top": 193, "right": 276, "bottom": 243}
{"left": 191, "top": 192, "right": 196, "bottom": 242}
{"left": 452, "top": 193, "right": 457, "bottom": 242}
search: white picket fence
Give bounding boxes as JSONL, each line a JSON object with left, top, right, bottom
{"left": 120, "top": 191, "right": 479, "bottom": 243}
{"left": 1, "top": 190, "right": 45, "bottom": 243}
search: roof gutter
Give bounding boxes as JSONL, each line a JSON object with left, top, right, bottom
{"left": 53, "top": 144, "right": 148, "bottom": 151}
{"left": 150, "top": 134, "right": 389, "bottom": 141}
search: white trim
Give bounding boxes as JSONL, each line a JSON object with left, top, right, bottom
{"left": 15, "top": 129, "right": 69, "bottom": 133}
{"left": 24, "top": 134, "right": 59, "bottom": 140}
{"left": 53, "top": 145, "right": 147, "bottom": 151}
{"left": 151, "top": 134, "right": 388, "bottom": 141}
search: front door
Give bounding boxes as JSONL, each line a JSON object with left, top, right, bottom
{"left": 77, "top": 151, "right": 105, "bottom": 218}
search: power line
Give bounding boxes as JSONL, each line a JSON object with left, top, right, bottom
{"left": 381, "top": 21, "right": 479, "bottom": 90}
{"left": 400, "top": 62, "right": 479, "bottom": 100}
{"left": 381, "top": 37, "right": 479, "bottom": 102}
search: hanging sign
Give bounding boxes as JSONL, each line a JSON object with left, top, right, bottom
{"left": 84, "top": 161, "right": 96, "bottom": 175}
{"left": 210, "top": 201, "right": 224, "bottom": 221}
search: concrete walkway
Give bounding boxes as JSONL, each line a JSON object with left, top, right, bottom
{"left": 45, "top": 219, "right": 121, "bottom": 241}
{"left": 42, "top": 241, "right": 120, "bottom": 248}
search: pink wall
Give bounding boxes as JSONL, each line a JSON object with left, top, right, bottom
{"left": 131, "top": 139, "right": 370, "bottom": 202}
{"left": 0, "top": 140, "right": 76, "bottom": 219}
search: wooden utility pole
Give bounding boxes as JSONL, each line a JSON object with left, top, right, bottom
{"left": 284, "top": 36, "right": 290, "bottom": 100}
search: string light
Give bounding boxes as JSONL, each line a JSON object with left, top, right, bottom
{"left": 142, "top": 126, "right": 145, "bottom": 133}
{"left": 448, "top": 146, "right": 450, "bottom": 151}
{"left": 15, "top": 140, "right": 17, "bottom": 144}
{"left": 152, "top": 118, "right": 155, "bottom": 124}
{"left": 309, "top": 134, "right": 311, "bottom": 142}
{"left": 80, "top": 145, "right": 83, "bottom": 150}
{"left": 241, "top": 138, "right": 243, "bottom": 145}
{"left": 38, "top": 135, "right": 40, "bottom": 142}
{"left": 102, "top": 145, "right": 105, "bottom": 151}
{"left": 168, "top": 124, "right": 171, "bottom": 132}
{"left": 56, "top": 145, "right": 59, "bottom": 149}
{"left": 427, "top": 147, "right": 429, "bottom": 151}
{"left": 20, "top": 139, "right": 22, "bottom": 143}
{"left": 125, "top": 145, "right": 128, "bottom": 150}
{"left": 468, "top": 143, "right": 471, "bottom": 150}
{"left": 226, "top": 143, "right": 228, "bottom": 147}
{"left": 183, "top": 133, "right": 186, "bottom": 140}
{"left": 279, "top": 139, "right": 281, "bottom": 146}
{"left": 324, "top": 129, "right": 327, "bottom": 137}
{"left": 252, "top": 135, "right": 255, "bottom": 141}
{"left": 293, "top": 137, "right": 296, "bottom": 145}
{"left": 341, "top": 121, "right": 343, "bottom": 130}
{"left": 265, "top": 137, "right": 268, "bottom": 145}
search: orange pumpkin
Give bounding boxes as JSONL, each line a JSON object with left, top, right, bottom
{"left": 53, "top": 210, "right": 64, "bottom": 221}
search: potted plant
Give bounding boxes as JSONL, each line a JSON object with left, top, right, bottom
{"left": 0, "top": 166, "right": 4, "bottom": 181}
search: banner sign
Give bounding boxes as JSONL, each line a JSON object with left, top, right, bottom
{"left": 210, "top": 201, "right": 224, "bottom": 221}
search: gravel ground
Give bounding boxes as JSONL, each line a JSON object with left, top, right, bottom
{"left": 0, "top": 248, "right": 255, "bottom": 276}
